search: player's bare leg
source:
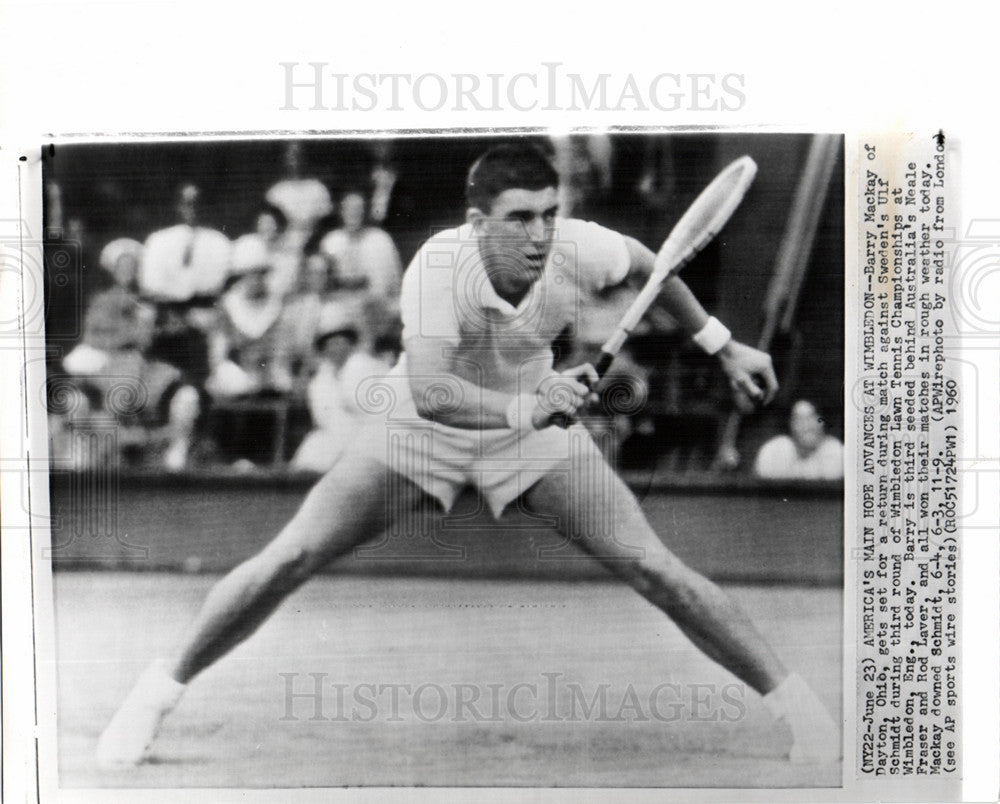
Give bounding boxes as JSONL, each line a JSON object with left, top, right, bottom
{"left": 521, "top": 436, "right": 840, "bottom": 764}
{"left": 97, "top": 446, "right": 429, "bottom": 768}
{"left": 168, "top": 451, "right": 427, "bottom": 683}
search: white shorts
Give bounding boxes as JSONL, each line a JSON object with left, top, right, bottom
{"left": 353, "top": 417, "right": 602, "bottom": 518}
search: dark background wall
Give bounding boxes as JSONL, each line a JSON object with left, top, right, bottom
{"left": 47, "top": 472, "right": 843, "bottom": 585}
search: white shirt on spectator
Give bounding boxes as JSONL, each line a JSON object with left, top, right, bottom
{"left": 266, "top": 178, "right": 333, "bottom": 240}
{"left": 754, "top": 435, "right": 844, "bottom": 480}
{"left": 139, "top": 224, "right": 231, "bottom": 302}
{"left": 291, "top": 350, "right": 392, "bottom": 472}
{"left": 318, "top": 227, "right": 403, "bottom": 299}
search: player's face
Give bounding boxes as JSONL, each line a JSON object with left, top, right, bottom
{"left": 472, "top": 186, "right": 558, "bottom": 295}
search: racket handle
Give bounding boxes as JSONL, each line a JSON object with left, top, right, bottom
{"left": 548, "top": 351, "right": 616, "bottom": 429}
{"left": 593, "top": 351, "right": 615, "bottom": 380}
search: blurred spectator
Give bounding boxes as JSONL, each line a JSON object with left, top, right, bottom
{"left": 273, "top": 251, "right": 337, "bottom": 388}
{"left": 231, "top": 205, "right": 301, "bottom": 299}
{"left": 291, "top": 307, "right": 394, "bottom": 473}
{"left": 754, "top": 400, "right": 844, "bottom": 480}
{"left": 68, "top": 238, "right": 155, "bottom": 352}
{"left": 318, "top": 190, "right": 403, "bottom": 348}
{"left": 138, "top": 184, "right": 231, "bottom": 390}
{"left": 47, "top": 382, "right": 118, "bottom": 471}
{"left": 271, "top": 250, "right": 371, "bottom": 388}
{"left": 367, "top": 141, "right": 399, "bottom": 224}
{"left": 318, "top": 189, "right": 403, "bottom": 300}
{"left": 138, "top": 184, "right": 231, "bottom": 302}
{"left": 45, "top": 180, "right": 65, "bottom": 233}
{"left": 369, "top": 161, "right": 398, "bottom": 225}
{"left": 550, "top": 134, "right": 613, "bottom": 218}
{"left": 266, "top": 141, "right": 334, "bottom": 253}
{"left": 61, "top": 238, "right": 201, "bottom": 470}
{"left": 207, "top": 236, "right": 287, "bottom": 397}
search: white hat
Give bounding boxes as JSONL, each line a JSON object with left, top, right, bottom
{"left": 99, "top": 238, "right": 144, "bottom": 273}
{"left": 229, "top": 234, "right": 271, "bottom": 275}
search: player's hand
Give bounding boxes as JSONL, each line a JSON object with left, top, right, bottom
{"left": 716, "top": 340, "right": 778, "bottom": 412}
{"left": 534, "top": 364, "right": 600, "bottom": 429}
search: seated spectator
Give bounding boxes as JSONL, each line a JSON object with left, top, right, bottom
{"left": 139, "top": 184, "right": 231, "bottom": 389}
{"left": 266, "top": 141, "right": 334, "bottom": 254}
{"left": 231, "top": 205, "right": 301, "bottom": 299}
{"left": 206, "top": 236, "right": 287, "bottom": 397}
{"left": 74, "top": 238, "right": 156, "bottom": 352}
{"left": 318, "top": 189, "right": 403, "bottom": 304}
{"left": 754, "top": 399, "right": 844, "bottom": 481}
{"left": 291, "top": 308, "right": 394, "bottom": 473}
{"left": 61, "top": 238, "right": 201, "bottom": 471}
{"left": 138, "top": 183, "right": 231, "bottom": 303}
{"left": 47, "top": 381, "right": 118, "bottom": 472}
{"left": 272, "top": 251, "right": 365, "bottom": 389}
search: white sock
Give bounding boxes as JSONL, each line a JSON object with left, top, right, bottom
{"left": 763, "top": 672, "right": 809, "bottom": 720}
{"left": 136, "top": 660, "right": 186, "bottom": 705}
{"left": 96, "top": 660, "right": 186, "bottom": 768}
{"left": 763, "top": 673, "right": 841, "bottom": 764}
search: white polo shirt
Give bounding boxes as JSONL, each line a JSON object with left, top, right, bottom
{"left": 349, "top": 218, "right": 628, "bottom": 514}
{"left": 393, "top": 217, "right": 629, "bottom": 403}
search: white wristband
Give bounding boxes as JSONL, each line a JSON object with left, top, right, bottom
{"left": 505, "top": 393, "right": 537, "bottom": 432}
{"left": 692, "top": 316, "right": 732, "bottom": 355}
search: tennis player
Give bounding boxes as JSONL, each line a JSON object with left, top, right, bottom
{"left": 97, "top": 143, "right": 840, "bottom": 768}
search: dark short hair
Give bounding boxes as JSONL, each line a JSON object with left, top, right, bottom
{"left": 466, "top": 143, "right": 559, "bottom": 212}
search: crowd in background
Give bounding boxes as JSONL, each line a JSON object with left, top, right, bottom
{"left": 49, "top": 141, "right": 406, "bottom": 473}
{"left": 45, "top": 138, "right": 843, "bottom": 481}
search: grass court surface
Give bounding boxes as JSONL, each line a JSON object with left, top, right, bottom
{"left": 53, "top": 572, "right": 841, "bottom": 789}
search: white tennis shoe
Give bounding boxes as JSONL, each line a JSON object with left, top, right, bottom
{"left": 764, "top": 672, "right": 841, "bottom": 764}
{"left": 96, "top": 660, "right": 186, "bottom": 769}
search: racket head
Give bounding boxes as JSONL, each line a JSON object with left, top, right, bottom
{"left": 602, "top": 155, "right": 758, "bottom": 357}
{"left": 654, "top": 155, "right": 758, "bottom": 277}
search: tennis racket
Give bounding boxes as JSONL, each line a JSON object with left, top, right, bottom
{"left": 592, "top": 154, "right": 758, "bottom": 377}
{"left": 549, "top": 155, "right": 758, "bottom": 427}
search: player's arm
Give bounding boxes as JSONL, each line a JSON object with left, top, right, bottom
{"left": 405, "top": 337, "right": 514, "bottom": 429}
{"left": 400, "top": 250, "right": 593, "bottom": 431}
{"left": 405, "top": 337, "right": 595, "bottom": 431}
{"left": 621, "top": 235, "right": 778, "bottom": 409}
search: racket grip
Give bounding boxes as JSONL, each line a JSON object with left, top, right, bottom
{"left": 550, "top": 411, "right": 574, "bottom": 429}
{"left": 593, "top": 351, "right": 615, "bottom": 379}
{"left": 549, "top": 352, "right": 615, "bottom": 429}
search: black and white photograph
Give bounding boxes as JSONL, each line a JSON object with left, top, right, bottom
{"left": 40, "top": 132, "right": 846, "bottom": 789}
{"left": 4, "top": 4, "right": 999, "bottom": 801}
